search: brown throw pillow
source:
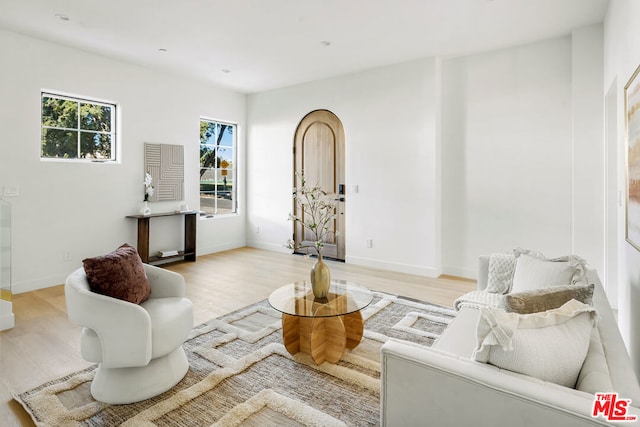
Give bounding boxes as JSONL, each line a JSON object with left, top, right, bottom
{"left": 82, "top": 244, "right": 151, "bottom": 304}
{"left": 505, "top": 283, "right": 594, "bottom": 314}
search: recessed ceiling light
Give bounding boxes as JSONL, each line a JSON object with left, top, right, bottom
{"left": 320, "top": 40, "right": 331, "bottom": 47}
{"left": 54, "top": 13, "right": 70, "bottom": 21}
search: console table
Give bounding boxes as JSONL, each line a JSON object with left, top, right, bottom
{"left": 126, "top": 211, "right": 197, "bottom": 264}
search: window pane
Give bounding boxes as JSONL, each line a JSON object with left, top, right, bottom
{"left": 200, "top": 122, "right": 218, "bottom": 145}
{"left": 42, "top": 128, "right": 78, "bottom": 158}
{"left": 199, "top": 195, "right": 215, "bottom": 215}
{"left": 217, "top": 146, "right": 233, "bottom": 163}
{"left": 41, "top": 92, "right": 117, "bottom": 162}
{"left": 200, "top": 167, "right": 216, "bottom": 215}
{"left": 216, "top": 169, "right": 234, "bottom": 214}
{"left": 80, "top": 103, "right": 111, "bottom": 132}
{"left": 200, "top": 145, "right": 216, "bottom": 168}
{"left": 42, "top": 97, "right": 77, "bottom": 129}
{"left": 80, "top": 132, "right": 112, "bottom": 159}
{"left": 200, "top": 168, "right": 216, "bottom": 191}
{"left": 218, "top": 125, "right": 233, "bottom": 147}
{"left": 199, "top": 119, "right": 236, "bottom": 216}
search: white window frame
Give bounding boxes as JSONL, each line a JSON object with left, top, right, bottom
{"left": 199, "top": 118, "right": 238, "bottom": 218}
{"left": 40, "top": 91, "right": 118, "bottom": 163}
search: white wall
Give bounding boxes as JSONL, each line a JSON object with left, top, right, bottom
{"left": 441, "top": 37, "right": 575, "bottom": 276}
{"left": 0, "top": 30, "right": 246, "bottom": 293}
{"left": 603, "top": 0, "right": 640, "bottom": 376}
{"left": 246, "top": 58, "right": 441, "bottom": 277}
{"left": 248, "top": 34, "right": 607, "bottom": 281}
{"left": 0, "top": 23, "right": 612, "bottom": 304}
{"left": 571, "top": 25, "right": 605, "bottom": 285}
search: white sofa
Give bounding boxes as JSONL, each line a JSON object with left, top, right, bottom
{"left": 381, "top": 256, "right": 640, "bottom": 426}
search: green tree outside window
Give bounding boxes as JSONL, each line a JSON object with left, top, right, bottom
{"left": 41, "top": 93, "right": 116, "bottom": 160}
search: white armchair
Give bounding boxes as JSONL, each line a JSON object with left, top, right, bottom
{"left": 65, "top": 263, "right": 193, "bottom": 404}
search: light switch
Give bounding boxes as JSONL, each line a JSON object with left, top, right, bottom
{"left": 3, "top": 186, "right": 19, "bottom": 197}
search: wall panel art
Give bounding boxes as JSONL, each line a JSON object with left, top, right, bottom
{"left": 144, "top": 143, "right": 184, "bottom": 202}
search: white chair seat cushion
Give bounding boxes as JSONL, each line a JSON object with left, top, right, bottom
{"left": 141, "top": 297, "right": 193, "bottom": 359}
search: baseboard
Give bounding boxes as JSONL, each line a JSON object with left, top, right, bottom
{"left": 0, "top": 300, "right": 14, "bottom": 331}
{"left": 246, "top": 240, "right": 292, "bottom": 254}
{"left": 198, "top": 241, "right": 246, "bottom": 256}
{"left": 346, "top": 255, "right": 441, "bottom": 278}
{"left": 440, "top": 265, "right": 476, "bottom": 280}
{"left": 13, "top": 273, "right": 67, "bottom": 294}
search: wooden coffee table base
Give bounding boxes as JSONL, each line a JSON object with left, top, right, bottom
{"left": 281, "top": 310, "right": 365, "bottom": 365}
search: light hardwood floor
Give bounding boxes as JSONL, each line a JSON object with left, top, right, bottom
{"left": 0, "top": 247, "right": 476, "bottom": 426}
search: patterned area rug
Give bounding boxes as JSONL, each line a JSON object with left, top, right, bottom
{"left": 13, "top": 291, "right": 456, "bottom": 426}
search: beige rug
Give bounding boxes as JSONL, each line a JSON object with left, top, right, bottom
{"left": 13, "top": 291, "right": 456, "bottom": 426}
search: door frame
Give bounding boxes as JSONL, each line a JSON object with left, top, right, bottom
{"left": 293, "top": 109, "right": 346, "bottom": 260}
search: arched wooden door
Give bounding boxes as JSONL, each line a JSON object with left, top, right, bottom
{"left": 293, "top": 110, "right": 345, "bottom": 260}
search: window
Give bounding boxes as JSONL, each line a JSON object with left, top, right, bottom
{"left": 199, "top": 119, "right": 237, "bottom": 216}
{"left": 41, "top": 92, "right": 117, "bottom": 161}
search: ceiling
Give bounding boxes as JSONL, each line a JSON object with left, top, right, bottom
{"left": 0, "top": 0, "right": 609, "bottom": 94}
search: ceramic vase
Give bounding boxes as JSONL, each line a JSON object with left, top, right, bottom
{"left": 141, "top": 201, "right": 151, "bottom": 216}
{"left": 310, "top": 253, "right": 330, "bottom": 298}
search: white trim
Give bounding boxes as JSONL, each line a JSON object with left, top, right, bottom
{"left": 247, "top": 241, "right": 292, "bottom": 254}
{"left": 41, "top": 88, "right": 118, "bottom": 107}
{"left": 0, "top": 300, "right": 14, "bottom": 331}
{"left": 440, "top": 265, "right": 476, "bottom": 280}
{"left": 199, "top": 116, "right": 238, "bottom": 127}
{"left": 39, "top": 157, "right": 119, "bottom": 164}
{"left": 346, "top": 255, "right": 441, "bottom": 278}
{"left": 199, "top": 212, "right": 240, "bottom": 221}
{"left": 197, "top": 240, "right": 246, "bottom": 256}
{"left": 12, "top": 273, "right": 67, "bottom": 294}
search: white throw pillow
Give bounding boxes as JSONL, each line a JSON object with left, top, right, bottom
{"left": 473, "top": 299, "right": 596, "bottom": 388}
{"left": 510, "top": 252, "right": 586, "bottom": 293}
{"left": 486, "top": 254, "right": 517, "bottom": 294}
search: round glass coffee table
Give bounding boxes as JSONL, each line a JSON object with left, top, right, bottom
{"left": 268, "top": 280, "right": 373, "bottom": 365}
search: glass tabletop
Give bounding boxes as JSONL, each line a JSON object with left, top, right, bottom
{"left": 268, "top": 280, "right": 373, "bottom": 318}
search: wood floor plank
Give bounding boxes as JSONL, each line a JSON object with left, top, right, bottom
{"left": 0, "top": 247, "right": 476, "bottom": 426}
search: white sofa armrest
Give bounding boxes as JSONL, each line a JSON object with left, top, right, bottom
{"left": 477, "top": 255, "right": 489, "bottom": 290}
{"left": 65, "top": 268, "right": 152, "bottom": 368}
{"left": 380, "top": 340, "right": 637, "bottom": 427}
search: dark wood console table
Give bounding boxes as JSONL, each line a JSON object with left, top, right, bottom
{"left": 126, "top": 211, "right": 197, "bottom": 264}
